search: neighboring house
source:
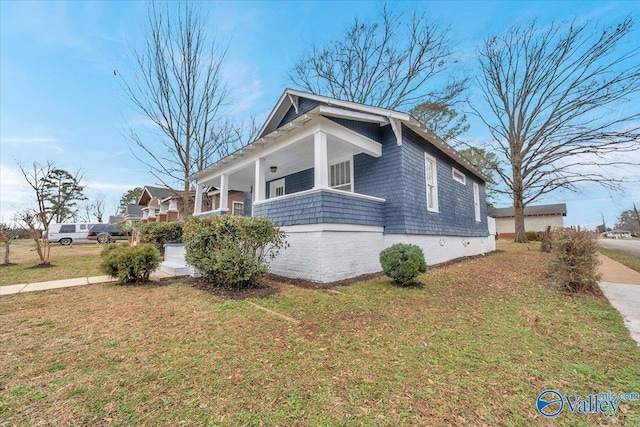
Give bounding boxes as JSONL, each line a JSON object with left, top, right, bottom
{"left": 138, "top": 185, "right": 244, "bottom": 223}
{"left": 108, "top": 204, "right": 144, "bottom": 225}
{"left": 183, "top": 89, "right": 495, "bottom": 283}
{"left": 488, "top": 203, "right": 567, "bottom": 238}
{"left": 603, "top": 230, "right": 632, "bottom": 239}
{"left": 138, "top": 186, "right": 182, "bottom": 223}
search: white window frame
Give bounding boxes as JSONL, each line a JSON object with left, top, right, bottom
{"left": 473, "top": 182, "right": 481, "bottom": 222}
{"left": 269, "top": 178, "right": 285, "bottom": 199}
{"left": 424, "top": 153, "right": 439, "bottom": 212}
{"left": 232, "top": 201, "right": 244, "bottom": 216}
{"left": 452, "top": 168, "right": 466, "bottom": 185}
{"left": 329, "top": 157, "right": 354, "bottom": 192}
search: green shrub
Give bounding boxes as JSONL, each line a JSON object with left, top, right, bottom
{"left": 100, "top": 244, "right": 162, "bottom": 284}
{"left": 551, "top": 229, "right": 601, "bottom": 293}
{"left": 379, "top": 243, "right": 428, "bottom": 286}
{"left": 183, "top": 215, "right": 285, "bottom": 288}
{"left": 138, "top": 221, "right": 184, "bottom": 255}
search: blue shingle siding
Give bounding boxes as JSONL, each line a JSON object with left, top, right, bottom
{"left": 278, "top": 98, "right": 324, "bottom": 128}
{"left": 254, "top": 191, "right": 385, "bottom": 227}
{"left": 327, "top": 117, "right": 382, "bottom": 142}
{"left": 266, "top": 168, "right": 314, "bottom": 198}
{"left": 243, "top": 191, "right": 252, "bottom": 216}
{"left": 399, "top": 126, "right": 489, "bottom": 237}
{"left": 353, "top": 125, "right": 407, "bottom": 233}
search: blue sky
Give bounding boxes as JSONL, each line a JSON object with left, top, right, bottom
{"left": 1, "top": 0, "right": 638, "bottom": 229}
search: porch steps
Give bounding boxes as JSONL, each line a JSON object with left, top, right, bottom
{"left": 159, "top": 244, "right": 189, "bottom": 276}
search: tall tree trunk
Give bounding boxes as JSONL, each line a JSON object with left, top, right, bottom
{"left": 513, "top": 195, "right": 527, "bottom": 243}
{"left": 3, "top": 243, "right": 9, "bottom": 264}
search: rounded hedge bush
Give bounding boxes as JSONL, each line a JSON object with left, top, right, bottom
{"left": 100, "top": 243, "right": 162, "bottom": 284}
{"left": 379, "top": 243, "right": 428, "bottom": 286}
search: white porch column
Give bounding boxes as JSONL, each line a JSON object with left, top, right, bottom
{"left": 313, "top": 131, "right": 329, "bottom": 189}
{"left": 254, "top": 158, "right": 266, "bottom": 202}
{"left": 194, "top": 183, "right": 203, "bottom": 214}
{"left": 219, "top": 174, "right": 229, "bottom": 213}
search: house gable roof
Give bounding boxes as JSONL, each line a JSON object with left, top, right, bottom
{"left": 191, "top": 89, "right": 488, "bottom": 182}
{"left": 137, "top": 186, "right": 180, "bottom": 206}
{"left": 488, "top": 203, "right": 567, "bottom": 218}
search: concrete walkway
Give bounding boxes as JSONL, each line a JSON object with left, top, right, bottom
{"left": 0, "top": 271, "right": 172, "bottom": 296}
{"left": 598, "top": 254, "right": 640, "bottom": 345}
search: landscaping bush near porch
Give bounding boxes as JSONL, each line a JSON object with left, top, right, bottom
{"left": 137, "top": 221, "right": 184, "bottom": 255}
{"left": 183, "top": 215, "right": 285, "bottom": 288}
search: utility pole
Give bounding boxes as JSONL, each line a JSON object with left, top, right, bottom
{"left": 634, "top": 203, "right": 640, "bottom": 230}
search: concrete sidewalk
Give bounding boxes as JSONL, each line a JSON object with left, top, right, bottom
{"left": 0, "top": 271, "right": 172, "bottom": 296}
{"left": 598, "top": 253, "right": 640, "bottom": 345}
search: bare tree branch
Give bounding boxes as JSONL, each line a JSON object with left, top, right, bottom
{"left": 289, "top": 5, "right": 466, "bottom": 111}
{"left": 474, "top": 17, "right": 640, "bottom": 242}
{"left": 120, "top": 2, "right": 246, "bottom": 214}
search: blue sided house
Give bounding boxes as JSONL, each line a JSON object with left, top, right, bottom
{"left": 187, "top": 89, "right": 496, "bottom": 282}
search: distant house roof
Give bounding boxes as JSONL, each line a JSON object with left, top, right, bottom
{"left": 108, "top": 215, "right": 125, "bottom": 224}
{"left": 488, "top": 203, "right": 567, "bottom": 218}
{"left": 137, "top": 186, "right": 180, "bottom": 206}
{"left": 125, "top": 204, "right": 143, "bottom": 218}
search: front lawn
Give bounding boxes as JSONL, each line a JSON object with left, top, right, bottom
{"left": 1, "top": 242, "right": 638, "bottom": 425}
{"left": 0, "top": 241, "right": 105, "bottom": 286}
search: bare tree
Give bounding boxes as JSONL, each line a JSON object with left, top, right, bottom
{"left": 0, "top": 220, "right": 18, "bottom": 265}
{"left": 475, "top": 17, "right": 640, "bottom": 242}
{"left": 17, "top": 162, "right": 86, "bottom": 265}
{"left": 81, "top": 195, "right": 106, "bottom": 223}
{"left": 121, "top": 2, "right": 246, "bottom": 215}
{"left": 92, "top": 195, "right": 106, "bottom": 223}
{"left": 289, "top": 5, "right": 466, "bottom": 112}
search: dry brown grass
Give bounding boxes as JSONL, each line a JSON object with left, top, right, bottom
{"left": 1, "top": 241, "right": 639, "bottom": 425}
{"left": 0, "top": 240, "right": 104, "bottom": 286}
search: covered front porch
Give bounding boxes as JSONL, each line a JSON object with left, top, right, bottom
{"left": 191, "top": 116, "right": 386, "bottom": 227}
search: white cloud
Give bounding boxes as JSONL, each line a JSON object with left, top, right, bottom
{"left": 0, "top": 136, "right": 65, "bottom": 153}
{"left": 0, "top": 164, "right": 32, "bottom": 220}
{"left": 84, "top": 181, "right": 139, "bottom": 192}
{"left": 221, "top": 58, "right": 264, "bottom": 115}
{"left": 0, "top": 137, "right": 60, "bottom": 144}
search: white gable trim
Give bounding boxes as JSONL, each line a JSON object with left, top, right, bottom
{"left": 257, "top": 88, "right": 412, "bottom": 140}
{"left": 318, "top": 105, "right": 389, "bottom": 124}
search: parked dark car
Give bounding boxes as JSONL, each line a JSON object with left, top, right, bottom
{"left": 88, "top": 224, "right": 130, "bottom": 243}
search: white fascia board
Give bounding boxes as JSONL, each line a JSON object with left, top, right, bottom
{"left": 286, "top": 89, "right": 411, "bottom": 121}
{"left": 256, "top": 89, "right": 291, "bottom": 140}
{"left": 318, "top": 105, "right": 389, "bottom": 124}
{"left": 316, "top": 116, "right": 382, "bottom": 158}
